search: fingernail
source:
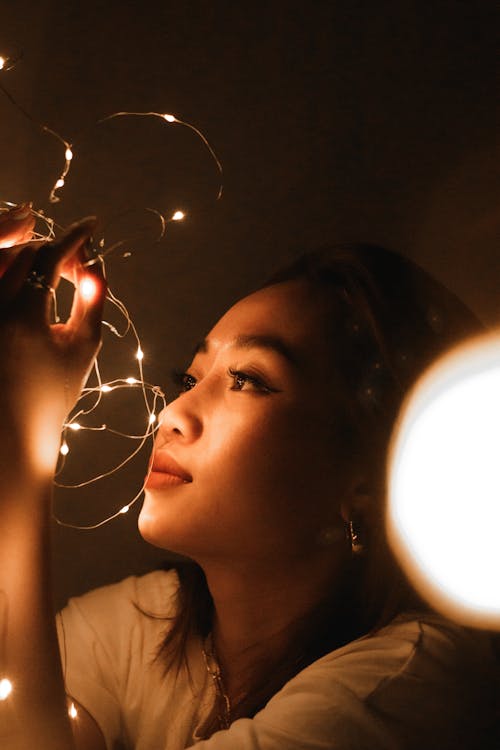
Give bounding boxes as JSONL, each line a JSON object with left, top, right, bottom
{"left": 10, "top": 202, "right": 33, "bottom": 221}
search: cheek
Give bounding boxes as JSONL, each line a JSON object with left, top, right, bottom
{"left": 204, "top": 403, "right": 334, "bottom": 516}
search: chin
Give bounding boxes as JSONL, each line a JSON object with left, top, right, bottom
{"left": 138, "top": 493, "right": 196, "bottom": 555}
{"left": 138, "top": 495, "right": 168, "bottom": 549}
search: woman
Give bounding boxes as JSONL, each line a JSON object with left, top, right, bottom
{"left": 0, "top": 204, "right": 497, "bottom": 749}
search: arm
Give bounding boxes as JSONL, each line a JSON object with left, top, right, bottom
{"left": 0, "top": 209, "right": 106, "bottom": 750}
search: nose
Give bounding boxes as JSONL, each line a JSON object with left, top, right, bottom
{"left": 157, "top": 391, "right": 203, "bottom": 443}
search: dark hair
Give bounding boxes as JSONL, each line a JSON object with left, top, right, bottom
{"left": 156, "top": 244, "right": 485, "bottom": 732}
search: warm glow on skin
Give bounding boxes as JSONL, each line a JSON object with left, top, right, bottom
{"left": 0, "top": 677, "right": 12, "bottom": 700}
{"left": 79, "top": 276, "right": 97, "bottom": 301}
{"left": 387, "top": 331, "right": 500, "bottom": 629}
{"left": 28, "top": 409, "right": 65, "bottom": 472}
{"left": 139, "top": 281, "right": 351, "bottom": 568}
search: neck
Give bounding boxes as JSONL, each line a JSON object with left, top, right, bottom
{"left": 200, "top": 548, "right": 348, "bottom": 699}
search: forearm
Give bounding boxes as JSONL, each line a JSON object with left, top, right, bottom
{"left": 0, "top": 211, "right": 104, "bottom": 749}
{"left": 0, "top": 461, "right": 75, "bottom": 750}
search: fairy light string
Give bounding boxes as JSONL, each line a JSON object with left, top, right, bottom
{"left": 0, "top": 52, "right": 224, "bottom": 529}
{"left": 0, "top": 54, "right": 223, "bottom": 233}
{"left": 0, "top": 53, "right": 226, "bottom": 713}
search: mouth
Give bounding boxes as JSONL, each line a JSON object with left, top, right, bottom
{"left": 145, "top": 451, "right": 192, "bottom": 489}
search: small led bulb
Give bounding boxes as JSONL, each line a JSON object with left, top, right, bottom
{"left": 149, "top": 413, "right": 156, "bottom": 424}
{"left": 68, "top": 422, "right": 82, "bottom": 431}
{"left": 0, "top": 678, "right": 12, "bottom": 700}
{"left": 0, "top": 57, "right": 6, "bottom": 70}
{"left": 68, "top": 702, "right": 78, "bottom": 719}
{"left": 80, "top": 277, "right": 97, "bottom": 301}
{"left": 60, "top": 441, "right": 69, "bottom": 456}
{"left": 172, "top": 210, "right": 185, "bottom": 222}
{"left": 136, "top": 347, "right": 144, "bottom": 361}
{"left": 119, "top": 505, "right": 129, "bottom": 514}
{"left": 65, "top": 147, "right": 73, "bottom": 161}
{"left": 100, "top": 384, "right": 112, "bottom": 393}
{"left": 126, "top": 377, "right": 138, "bottom": 384}
{"left": 55, "top": 178, "right": 65, "bottom": 188}
{"left": 163, "top": 114, "right": 176, "bottom": 123}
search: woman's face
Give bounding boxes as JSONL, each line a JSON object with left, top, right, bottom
{"left": 139, "top": 280, "right": 352, "bottom": 567}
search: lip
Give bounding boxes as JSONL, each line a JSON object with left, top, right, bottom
{"left": 145, "top": 451, "right": 192, "bottom": 489}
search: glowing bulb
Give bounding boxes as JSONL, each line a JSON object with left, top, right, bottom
{"left": 68, "top": 423, "right": 82, "bottom": 431}
{"left": 136, "top": 347, "right": 144, "bottom": 361}
{"left": 0, "top": 678, "right": 12, "bottom": 700}
{"left": 55, "top": 178, "right": 65, "bottom": 188}
{"left": 148, "top": 413, "right": 156, "bottom": 424}
{"left": 65, "top": 148, "right": 73, "bottom": 161}
{"left": 119, "top": 505, "right": 129, "bottom": 514}
{"left": 126, "top": 377, "right": 138, "bottom": 384}
{"left": 171, "top": 210, "right": 185, "bottom": 222}
{"left": 100, "top": 384, "right": 112, "bottom": 393}
{"left": 163, "top": 114, "right": 176, "bottom": 122}
{"left": 388, "top": 332, "right": 500, "bottom": 629}
{"left": 0, "top": 57, "right": 5, "bottom": 70}
{"left": 80, "top": 277, "right": 97, "bottom": 301}
{"left": 60, "top": 441, "right": 69, "bottom": 456}
{"left": 68, "top": 701, "right": 78, "bottom": 719}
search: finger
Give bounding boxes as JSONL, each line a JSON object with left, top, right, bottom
{"left": 0, "top": 203, "right": 36, "bottom": 249}
{"left": 31, "top": 216, "right": 97, "bottom": 288}
{"left": 0, "top": 244, "right": 38, "bottom": 309}
{"left": 67, "top": 258, "right": 107, "bottom": 345}
{"left": 16, "top": 218, "right": 97, "bottom": 325}
{"left": 0, "top": 240, "right": 45, "bottom": 278}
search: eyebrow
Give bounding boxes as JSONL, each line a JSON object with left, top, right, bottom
{"left": 193, "top": 334, "right": 300, "bottom": 367}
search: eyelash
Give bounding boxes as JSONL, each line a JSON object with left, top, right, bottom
{"left": 172, "top": 368, "right": 275, "bottom": 395}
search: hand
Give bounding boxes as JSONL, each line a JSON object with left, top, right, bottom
{"left": 0, "top": 206, "right": 106, "bottom": 475}
{"left": 0, "top": 202, "right": 36, "bottom": 254}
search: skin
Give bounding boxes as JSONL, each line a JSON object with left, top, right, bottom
{"left": 139, "top": 281, "right": 363, "bottom": 697}
{"left": 0, "top": 211, "right": 107, "bottom": 749}
{"left": 0, "top": 210, "right": 366, "bottom": 747}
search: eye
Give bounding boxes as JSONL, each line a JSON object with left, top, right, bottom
{"left": 227, "top": 368, "right": 276, "bottom": 394}
{"left": 171, "top": 370, "right": 197, "bottom": 393}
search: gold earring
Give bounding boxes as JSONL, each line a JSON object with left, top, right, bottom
{"left": 347, "top": 520, "right": 365, "bottom": 555}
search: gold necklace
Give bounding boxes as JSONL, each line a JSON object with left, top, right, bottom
{"left": 202, "top": 633, "right": 232, "bottom": 730}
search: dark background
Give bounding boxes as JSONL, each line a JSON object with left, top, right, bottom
{"left": 0, "top": 1, "right": 498, "bottom": 610}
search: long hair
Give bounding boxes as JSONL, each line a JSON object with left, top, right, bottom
{"left": 156, "top": 244, "right": 485, "bottom": 728}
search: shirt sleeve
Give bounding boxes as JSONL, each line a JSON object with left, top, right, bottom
{"left": 187, "top": 616, "right": 497, "bottom": 750}
{"left": 56, "top": 570, "right": 178, "bottom": 750}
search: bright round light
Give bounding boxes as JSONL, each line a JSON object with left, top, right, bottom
{"left": 80, "top": 276, "right": 97, "bottom": 301}
{"left": 0, "top": 678, "right": 12, "bottom": 700}
{"left": 172, "top": 210, "right": 185, "bottom": 222}
{"left": 387, "top": 331, "right": 500, "bottom": 629}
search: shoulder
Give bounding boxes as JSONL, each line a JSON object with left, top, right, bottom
{"left": 58, "top": 568, "right": 180, "bottom": 657}
{"left": 250, "top": 612, "right": 496, "bottom": 750}
{"left": 284, "top": 610, "right": 495, "bottom": 709}
{"left": 62, "top": 568, "right": 179, "bottom": 617}
{"left": 57, "top": 570, "right": 183, "bottom": 748}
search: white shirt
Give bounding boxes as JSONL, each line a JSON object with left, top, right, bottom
{"left": 57, "top": 570, "right": 498, "bottom": 750}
